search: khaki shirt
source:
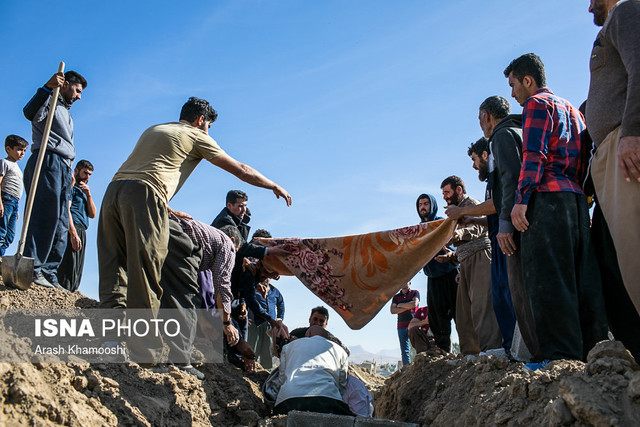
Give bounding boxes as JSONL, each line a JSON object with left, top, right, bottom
{"left": 113, "top": 121, "right": 225, "bottom": 201}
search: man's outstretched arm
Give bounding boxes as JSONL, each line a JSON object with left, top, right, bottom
{"left": 209, "top": 153, "right": 292, "bottom": 206}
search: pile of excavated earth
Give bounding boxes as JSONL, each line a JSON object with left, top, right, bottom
{"left": 377, "top": 341, "right": 640, "bottom": 425}
{"left": 1, "top": 281, "right": 639, "bottom": 426}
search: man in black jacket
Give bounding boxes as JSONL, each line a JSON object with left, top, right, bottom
{"left": 416, "top": 194, "right": 458, "bottom": 353}
{"left": 212, "top": 190, "right": 252, "bottom": 241}
{"left": 446, "top": 96, "right": 538, "bottom": 360}
{"left": 212, "top": 190, "right": 288, "bottom": 259}
{"left": 212, "top": 190, "right": 289, "bottom": 289}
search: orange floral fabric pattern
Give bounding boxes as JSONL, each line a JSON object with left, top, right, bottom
{"left": 257, "top": 218, "right": 456, "bottom": 329}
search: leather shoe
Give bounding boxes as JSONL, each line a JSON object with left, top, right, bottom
{"left": 33, "top": 272, "right": 55, "bottom": 288}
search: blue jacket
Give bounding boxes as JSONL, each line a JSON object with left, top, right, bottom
{"left": 249, "top": 285, "right": 285, "bottom": 326}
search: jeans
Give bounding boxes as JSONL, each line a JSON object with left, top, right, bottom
{"left": 490, "top": 235, "right": 516, "bottom": 353}
{"left": 0, "top": 193, "right": 19, "bottom": 255}
{"left": 23, "top": 151, "right": 72, "bottom": 279}
{"left": 397, "top": 327, "right": 411, "bottom": 365}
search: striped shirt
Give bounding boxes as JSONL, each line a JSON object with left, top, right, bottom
{"left": 515, "top": 88, "right": 586, "bottom": 205}
{"left": 169, "top": 212, "right": 234, "bottom": 314}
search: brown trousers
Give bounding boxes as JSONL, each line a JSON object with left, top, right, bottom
{"left": 97, "top": 179, "right": 169, "bottom": 363}
{"left": 591, "top": 126, "right": 640, "bottom": 316}
{"left": 409, "top": 327, "right": 433, "bottom": 354}
{"left": 455, "top": 248, "right": 502, "bottom": 354}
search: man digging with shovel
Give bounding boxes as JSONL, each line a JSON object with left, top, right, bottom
{"left": 20, "top": 69, "right": 87, "bottom": 289}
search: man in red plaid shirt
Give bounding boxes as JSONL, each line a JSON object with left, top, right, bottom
{"left": 503, "top": 53, "right": 607, "bottom": 370}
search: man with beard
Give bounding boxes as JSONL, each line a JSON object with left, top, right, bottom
{"left": 586, "top": 0, "right": 640, "bottom": 363}
{"left": 23, "top": 70, "right": 87, "bottom": 288}
{"left": 289, "top": 306, "right": 350, "bottom": 355}
{"left": 446, "top": 97, "right": 539, "bottom": 360}
{"left": 416, "top": 193, "right": 458, "bottom": 353}
{"left": 456, "top": 138, "right": 517, "bottom": 358}
{"left": 504, "top": 53, "right": 607, "bottom": 368}
{"left": 57, "top": 160, "right": 96, "bottom": 292}
{"left": 438, "top": 176, "right": 501, "bottom": 355}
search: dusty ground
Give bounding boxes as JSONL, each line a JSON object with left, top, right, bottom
{"left": 2, "top": 283, "right": 639, "bottom": 426}
{"left": 0, "top": 283, "right": 273, "bottom": 426}
{"left": 0, "top": 284, "right": 384, "bottom": 426}
{"left": 375, "top": 341, "right": 640, "bottom": 426}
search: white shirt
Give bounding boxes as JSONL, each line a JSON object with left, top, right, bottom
{"left": 0, "top": 158, "right": 23, "bottom": 199}
{"left": 275, "top": 335, "right": 348, "bottom": 406}
{"left": 343, "top": 374, "right": 374, "bottom": 417}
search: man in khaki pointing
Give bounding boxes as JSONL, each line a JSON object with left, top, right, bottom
{"left": 98, "top": 96, "right": 291, "bottom": 363}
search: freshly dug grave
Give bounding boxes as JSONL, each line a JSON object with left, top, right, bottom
{"left": 375, "top": 341, "right": 640, "bottom": 426}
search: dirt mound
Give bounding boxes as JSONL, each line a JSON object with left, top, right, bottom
{"left": 0, "top": 284, "right": 381, "bottom": 426}
{"left": 3, "top": 283, "right": 639, "bottom": 426}
{"left": 0, "top": 283, "right": 97, "bottom": 310}
{"left": 0, "top": 284, "right": 271, "bottom": 426}
{"left": 349, "top": 364, "right": 387, "bottom": 394}
{"left": 375, "top": 342, "right": 640, "bottom": 425}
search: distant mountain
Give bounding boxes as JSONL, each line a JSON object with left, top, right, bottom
{"left": 377, "top": 348, "right": 400, "bottom": 357}
{"left": 349, "top": 345, "right": 367, "bottom": 354}
{"left": 348, "top": 345, "right": 400, "bottom": 365}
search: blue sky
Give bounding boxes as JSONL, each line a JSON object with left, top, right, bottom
{"left": 1, "top": 1, "right": 599, "bottom": 354}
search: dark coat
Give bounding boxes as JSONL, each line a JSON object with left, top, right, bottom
{"left": 487, "top": 114, "right": 523, "bottom": 234}
{"left": 416, "top": 193, "right": 457, "bottom": 278}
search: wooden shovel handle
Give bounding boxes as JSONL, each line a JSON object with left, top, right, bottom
{"left": 16, "top": 61, "right": 66, "bottom": 256}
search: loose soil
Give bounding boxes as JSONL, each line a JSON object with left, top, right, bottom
{"left": 375, "top": 342, "right": 640, "bottom": 426}
{"left": 1, "top": 282, "right": 639, "bottom": 426}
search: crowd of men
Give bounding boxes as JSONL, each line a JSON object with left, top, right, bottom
{"left": 4, "top": 63, "right": 369, "bottom": 412}
{"left": 391, "top": 0, "right": 640, "bottom": 371}
{"left": 2, "top": 56, "right": 373, "bottom": 414}
{"left": 1, "top": 0, "right": 638, "bottom": 417}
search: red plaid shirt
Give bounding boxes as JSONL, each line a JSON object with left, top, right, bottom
{"left": 515, "top": 88, "right": 586, "bottom": 205}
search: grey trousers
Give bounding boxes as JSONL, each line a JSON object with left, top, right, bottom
{"left": 506, "top": 232, "right": 540, "bottom": 360}
{"left": 248, "top": 321, "right": 273, "bottom": 369}
{"left": 57, "top": 223, "right": 86, "bottom": 292}
{"left": 159, "top": 220, "right": 203, "bottom": 364}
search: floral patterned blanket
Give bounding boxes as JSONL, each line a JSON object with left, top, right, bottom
{"left": 256, "top": 218, "right": 456, "bottom": 329}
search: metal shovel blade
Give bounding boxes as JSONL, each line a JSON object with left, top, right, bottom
{"left": 1, "top": 254, "right": 34, "bottom": 290}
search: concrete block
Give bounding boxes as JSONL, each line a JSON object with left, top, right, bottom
{"left": 286, "top": 410, "right": 354, "bottom": 427}
{"left": 354, "top": 417, "right": 419, "bottom": 427}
